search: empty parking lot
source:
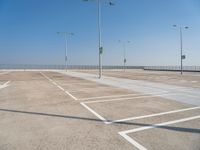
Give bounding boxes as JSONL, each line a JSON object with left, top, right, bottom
{"left": 0, "top": 70, "right": 199, "bottom": 150}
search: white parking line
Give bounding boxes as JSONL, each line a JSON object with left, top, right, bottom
{"left": 109, "top": 106, "right": 200, "bottom": 124}
{"left": 84, "top": 92, "right": 171, "bottom": 104}
{"left": 67, "top": 82, "right": 96, "bottom": 85}
{"left": 0, "top": 81, "right": 11, "bottom": 90}
{"left": 40, "top": 72, "right": 78, "bottom": 101}
{"left": 3, "top": 81, "right": 10, "bottom": 85}
{"left": 52, "top": 82, "right": 57, "bottom": 86}
{"left": 80, "top": 102, "right": 108, "bottom": 123}
{"left": 0, "top": 71, "right": 10, "bottom": 75}
{"left": 119, "top": 133, "right": 146, "bottom": 150}
{"left": 57, "top": 85, "right": 65, "bottom": 91}
{"left": 81, "top": 93, "right": 182, "bottom": 124}
{"left": 118, "top": 115, "right": 200, "bottom": 150}
{"left": 80, "top": 93, "right": 145, "bottom": 101}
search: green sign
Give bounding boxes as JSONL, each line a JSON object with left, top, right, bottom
{"left": 182, "top": 55, "right": 186, "bottom": 60}
{"left": 99, "top": 47, "right": 103, "bottom": 54}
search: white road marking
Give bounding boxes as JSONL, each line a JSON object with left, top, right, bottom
{"left": 80, "top": 102, "right": 108, "bottom": 123}
{"left": 0, "top": 71, "right": 10, "bottom": 75}
{"left": 3, "top": 81, "right": 10, "bottom": 85}
{"left": 67, "top": 82, "right": 96, "bottom": 85}
{"left": 80, "top": 93, "right": 188, "bottom": 124}
{"left": 119, "top": 132, "right": 147, "bottom": 150}
{"left": 109, "top": 106, "right": 200, "bottom": 124}
{"left": 119, "top": 115, "right": 200, "bottom": 150}
{"left": 68, "top": 87, "right": 121, "bottom": 93}
{"left": 80, "top": 93, "right": 148, "bottom": 101}
{"left": 81, "top": 98, "right": 200, "bottom": 125}
{"left": 0, "top": 80, "right": 11, "bottom": 90}
{"left": 57, "top": 85, "right": 65, "bottom": 91}
{"left": 84, "top": 92, "right": 171, "bottom": 104}
{"left": 52, "top": 82, "right": 57, "bottom": 85}
{"left": 40, "top": 72, "right": 78, "bottom": 101}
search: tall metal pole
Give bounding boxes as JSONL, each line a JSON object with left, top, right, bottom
{"left": 57, "top": 32, "right": 73, "bottom": 71}
{"left": 98, "top": 0, "right": 102, "bottom": 78}
{"left": 180, "top": 27, "right": 183, "bottom": 75}
{"left": 123, "top": 43, "right": 126, "bottom": 71}
{"left": 65, "top": 34, "right": 68, "bottom": 71}
{"left": 83, "top": 0, "right": 114, "bottom": 78}
{"left": 173, "top": 25, "right": 188, "bottom": 75}
{"left": 119, "top": 40, "right": 130, "bottom": 71}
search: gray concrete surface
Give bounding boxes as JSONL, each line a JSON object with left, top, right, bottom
{"left": 60, "top": 71, "right": 200, "bottom": 106}
{"left": 129, "top": 119, "right": 200, "bottom": 150}
{"left": 0, "top": 70, "right": 199, "bottom": 150}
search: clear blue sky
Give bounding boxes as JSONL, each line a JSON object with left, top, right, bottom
{"left": 0, "top": 0, "right": 200, "bottom": 66}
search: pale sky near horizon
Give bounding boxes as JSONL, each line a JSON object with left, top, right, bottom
{"left": 0, "top": 0, "right": 200, "bottom": 66}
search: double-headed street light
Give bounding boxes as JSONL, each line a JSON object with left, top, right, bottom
{"left": 57, "top": 32, "right": 74, "bottom": 71}
{"left": 173, "top": 25, "right": 189, "bottom": 75}
{"left": 83, "top": 0, "right": 114, "bottom": 78}
{"left": 119, "top": 40, "right": 130, "bottom": 71}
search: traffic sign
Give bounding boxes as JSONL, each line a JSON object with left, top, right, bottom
{"left": 182, "top": 55, "right": 186, "bottom": 59}
{"left": 100, "top": 47, "right": 103, "bottom": 54}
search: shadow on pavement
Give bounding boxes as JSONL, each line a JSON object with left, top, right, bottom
{"left": 0, "top": 108, "right": 199, "bottom": 134}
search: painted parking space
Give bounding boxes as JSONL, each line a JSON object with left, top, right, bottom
{"left": 43, "top": 71, "right": 135, "bottom": 100}
{"left": 0, "top": 70, "right": 199, "bottom": 150}
{"left": 81, "top": 93, "right": 199, "bottom": 123}
{"left": 119, "top": 117, "right": 200, "bottom": 150}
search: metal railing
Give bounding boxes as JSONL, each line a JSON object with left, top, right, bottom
{"left": 144, "top": 66, "right": 200, "bottom": 72}
{"left": 0, "top": 64, "right": 143, "bottom": 70}
{"left": 0, "top": 64, "right": 199, "bottom": 72}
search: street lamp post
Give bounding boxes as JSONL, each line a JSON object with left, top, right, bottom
{"left": 57, "top": 32, "right": 74, "bottom": 71}
{"left": 98, "top": 0, "right": 102, "bottom": 78}
{"left": 119, "top": 40, "right": 130, "bottom": 71}
{"left": 83, "top": 0, "right": 114, "bottom": 78}
{"left": 173, "top": 25, "right": 189, "bottom": 75}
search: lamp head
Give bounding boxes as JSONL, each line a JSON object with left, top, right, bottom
{"left": 108, "top": 1, "right": 115, "bottom": 6}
